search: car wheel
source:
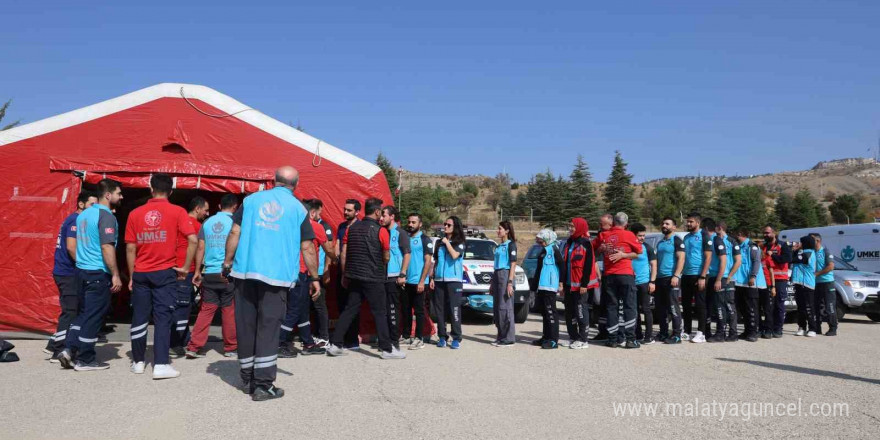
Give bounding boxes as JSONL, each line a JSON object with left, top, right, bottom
{"left": 835, "top": 295, "right": 847, "bottom": 321}
{"left": 514, "top": 303, "right": 529, "bottom": 324}
{"left": 866, "top": 313, "right": 880, "bottom": 322}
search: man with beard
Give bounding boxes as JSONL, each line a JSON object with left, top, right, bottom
{"left": 654, "top": 217, "right": 685, "bottom": 344}
{"left": 762, "top": 226, "right": 791, "bottom": 338}
{"left": 681, "top": 212, "right": 710, "bottom": 343}
{"left": 58, "top": 179, "right": 124, "bottom": 371}
{"left": 335, "top": 199, "right": 362, "bottom": 349}
{"left": 401, "top": 213, "right": 433, "bottom": 350}
{"left": 380, "top": 206, "right": 411, "bottom": 351}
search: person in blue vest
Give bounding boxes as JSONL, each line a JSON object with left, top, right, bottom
{"left": 58, "top": 179, "right": 124, "bottom": 371}
{"left": 695, "top": 217, "right": 723, "bottom": 343}
{"left": 791, "top": 235, "right": 819, "bottom": 337}
{"left": 380, "top": 205, "right": 411, "bottom": 351}
{"left": 430, "top": 216, "right": 467, "bottom": 349}
{"left": 186, "top": 194, "right": 240, "bottom": 358}
{"left": 733, "top": 228, "right": 766, "bottom": 342}
{"left": 629, "top": 223, "right": 657, "bottom": 345}
{"left": 531, "top": 229, "right": 564, "bottom": 349}
{"left": 707, "top": 220, "right": 741, "bottom": 343}
{"left": 811, "top": 233, "right": 837, "bottom": 336}
{"left": 46, "top": 191, "right": 97, "bottom": 362}
{"left": 681, "top": 212, "right": 710, "bottom": 343}
{"left": 654, "top": 217, "right": 685, "bottom": 344}
{"left": 304, "top": 199, "right": 335, "bottom": 345}
{"left": 401, "top": 213, "right": 434, "bottom": 350}
{"left": 222, "top": 166, "right": 321, "bottom": 401}
{"left": 491, "top": 220, "right": 518, "bottom": 347}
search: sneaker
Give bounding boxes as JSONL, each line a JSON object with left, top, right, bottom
{"left": 738, "top": 332, "right": 748, "bottom": 340}
{"left": 590, "top": 332, "right": 609, "bottom": 342}
{"left": 130, "top": 361, "right": 146, "bottom": 374}
{"left": 625, "top": 340, "right": 641, "bottom": 349}
{"left": 617, "top": 340, "right": 627, "bottom": 348}
{"left": 825, "top": 329, "right": 837, "bottom": 337}
{"left": 380, "top": 347, "right": 407, "bottom": 360}
{"left": 569, "top": 341, "right": 588, "bottom": 350}
{"left": 185, "top": 350, "right": 205, "bottom": 359}
{"left": 278, "top": 346, "right": 298, "bottom": 358}
{"left": 312, "top": 340, "right": 327, "bottom": 349}
{"left": 604, "top": 340, "right": 617, "bottom": 348}
{"left": 760, "top": 332, "right": 772, "bottom": 339}
{"left": 772, "top": 331, "right": 783, "bottom": 338}
{"left": 746, "top": 334, "right": 758, "bottom": 342}
{"left": 58, "top": 349, "right": 74, "bottom": 369}
{"left": 301, "top": 344, "right": 326, "bottom": 356}
{"left": 343, "top": 344, "right": 361, "bottom": 351}
{"left": 497, "top": 341, "right": 515, "bottom": 347}
{"left": 224, "top": 351, "right": 237, "bottom": 358}
{"left": 490, "top": 340, "right": 501, "bottom": 347}
{"left": 708, "top": 333, "right": 726, "bottom": 343}
{"left": 531, "top": 339, "right": 545, "bottom": 346}
{"left": 49, "top": 352, "right": 61, "bottom": 363}
{"left": 152, "top": 364, "right": 180, "bottom": 380}
{"left": 409, "top": 340, "right": 425, "bottom": 350}
{"left": 252, "top": 386, "right": 285, "bottom": 401}
{"left": 795, "top": 328, "right": 805, "bottom": 336}
{"left": 170, "top": 347, "right": 186, "bottom": 358}
{"left": 664, "top": 336, "right": 682, "bottom": 344}
{"left": 326, "top": 344, "right": 347, "bottom": 357}
{"left": 42, "top": 347, "right": 53, "bottom": 355}
{"left": 806, "top": 331, "right": 817, "bottom": 338}
{"left": 680, "top": 332, "right": 690, "bottom": 341}
{"left": 691, "top": 332, "right": 706, "bottom": 343}
{"left": 437, "top": 339, "right": 447, "bottom": 348}
{"left": 450, "top": 340, "right": 461, "bottom": 350}
{"left": 541, "top": 340, "right": 558, "bottom": 349}
{"left": 401, "top": 338, "right": 415, "bottom": 345}
{"left": 641, "top": 338, "right": 656, "bottom": 345}
{"left": 74, "top": 361, "right": 110, "bottom": 371}
{"left": 725, "top": 334, "right": 738, "bottom": 342}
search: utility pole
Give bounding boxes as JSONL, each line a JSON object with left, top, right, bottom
{"left": 530, "top": 207, "right": 533, "bottom": 223}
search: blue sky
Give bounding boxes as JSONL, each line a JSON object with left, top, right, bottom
{"left": 2, "top": 1, "right": 878, "bottom": 183}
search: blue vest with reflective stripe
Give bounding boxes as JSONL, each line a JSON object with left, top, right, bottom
{"left": 494, "top": 240, "right": 512, "bottom": 270}
{"left": 76, "top": 204, "right": 115, "bottom": 273}
{"left": 435, "top": 241, "right": 464, "bottom": 282}
{"left": 538, "top": 245, "right": 559, "bottom": 292}
{"left": 633, "top": 245, "right": 651, "bottom": 285}
{"left": 683, "top": 231, "right": 704, "bottom": 276}
{"left": 231, "top": 187, "right": 307, "bottom": 287}
{"left": 816, "top": 247, "right": 834, "bottom": 283}
{"left": 733, "top": 239, "right": 767, "bottom": 289}
{"left": 791, "top": 249, "right": 817, "bottom": 289}
{"left": 202, "top": 212, "right": 233, "bottom": 274}
{"left": 387, "top": 223, "right": 404, "bottom": 277}
{"left": 406, "top": 232, "right": 431, "bottom": 284}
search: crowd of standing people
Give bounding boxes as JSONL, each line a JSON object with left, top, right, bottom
{"left": 43, "top": 166, "right": 840, "bottom": 401}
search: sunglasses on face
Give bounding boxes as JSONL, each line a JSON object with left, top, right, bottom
{"left": 444, "top": 223, "right": 453, "bottom": 227}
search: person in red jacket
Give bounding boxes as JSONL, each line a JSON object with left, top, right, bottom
{"left": 592, "top": 212, "right": 642, "bottom": 348}
{"left": 560, "top": 218, "right": 595, "bottom": 349}
{"left": 762, "top": 225, "right": 791, "bottom": 338}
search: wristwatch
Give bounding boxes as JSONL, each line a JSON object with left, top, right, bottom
{"left": 699, "top": 275, "right": 707, "bottom": 280}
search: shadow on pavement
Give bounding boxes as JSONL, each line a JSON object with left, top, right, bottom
{"left": 716, "top": 358, "right": 880, "bottom": 385}
{"left": 95, "top": 343, "right": 123, "bottom": 361}
{"left": 460, "top": 334, "right": 493, "bottom": 346}
{"left": 207, "top": 359, "right": 293, "bottom": 390}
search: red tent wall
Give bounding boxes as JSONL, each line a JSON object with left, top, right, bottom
{"left": 0, "top": 84, "right": 392, "bottom": 333}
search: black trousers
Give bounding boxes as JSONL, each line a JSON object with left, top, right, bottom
{"left": 635, "top": 283, "right": 653, "bottom": 340}
{"left": 814, "top": 282, "right": 838, "bottom": 332}
{"left": 235, "top": 279, "right": 286, "bottom": 390}
{"left": 48, "top": 275, "right": 79, "bottom": 354}
{"left": 654, "top": 277, "right": 682, "bottom": 339}
{"left": 332, "top": 279, "right": 392, "bottom": 352}
{"left": 735, "top": 286, "right": 759, "bottom": 336}
{"left": 432, "top": 281, "right": 463, "bottom": 342}
{"left": 401, "top": 283, "right": 428, "bottom": 340}
{"left": 604, "top": 274, "right": 637, "bottom": 343}
{"left": 757, "top": 288, "right": 774, "bottom": 334}
{"left": 710, "top": 279, "right": 737, "bottom": 337}
{"left": 772, "top": 280, "right": 789, "bottom": 333}
{"left": 385, "top": 279, "right": 402, "bottom": 349}
{"left": 335, "top": 279, "right": 360, "bottom": 348}
{"left": 310, "top": 285, "right": 330, "bottom": 341}
{"left": 170, "top": 272, "right": 195, "bottom": 349}
{"left": 681, "top": 275, "right": 707, "bottom": 335}
{"left": 563, "top": 286, "right": 589, "bottom": 342}
{"left": 795, "top": 284, "right": 818, "bottom": 332}
{"left": 537, "top": 290, "right": 559, "bottom": 342}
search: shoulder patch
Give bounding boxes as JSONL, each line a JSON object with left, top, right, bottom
{"left": 458, "top": 244, "right": 465, "bottom": 250}
{"left": 427, "top": 242, "right": 434, "bottom": 248}
{"left": 734, "top": 245, "right": 740, "bottom": 250}
{"left": 679, "top": 244, "right": 685, "bottom": 249}
{"left": 718, "top": 245, "right": 725, "bottom": 250}
{"left": 707, "top": 240, "right": 713, "bottom": 245}
{"left": 511, "top": 250, "right": 517, "bottom": 256}
{"left": 828, "top": 254, "right": 833, "bottom": 259}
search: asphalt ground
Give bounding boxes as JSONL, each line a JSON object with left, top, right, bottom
{"left": 2, "top": 311, "right": 878, "bottom": 440}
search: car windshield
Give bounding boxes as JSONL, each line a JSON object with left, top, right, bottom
{"left": 465, "top": 240, "right": 496, "bottom": 261}
{"left": 832, "top": 256, "right": 858, "bottom": 271}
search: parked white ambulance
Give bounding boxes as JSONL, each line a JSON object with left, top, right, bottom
{"left": 779, "top": 223, "right": 880, "bottom": 274}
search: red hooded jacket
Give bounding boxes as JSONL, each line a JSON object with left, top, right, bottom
{"left": 561, "top": 218, "right": 597, "bottom": 289}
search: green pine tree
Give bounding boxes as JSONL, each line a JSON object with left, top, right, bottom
{"left": 565, "top": 154, "right": 601, "bottom": 226}
{"left": 643, "top": 180, "right": 690, "bottom": 226}
{"left": 689, "top": 176, "right": 713, "bottom": 217}
{"left": 604, "top": 151, "right": 638, "bottom": 220}
{"left": 375, "top": 152, "right": 399, "bottom": 198}
{"left": 0, "top": 99, "right": 20, "bottom": 131}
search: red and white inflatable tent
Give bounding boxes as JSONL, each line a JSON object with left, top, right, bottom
{"left": 0, "top": 83, "right": 392, "bottom": 333}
